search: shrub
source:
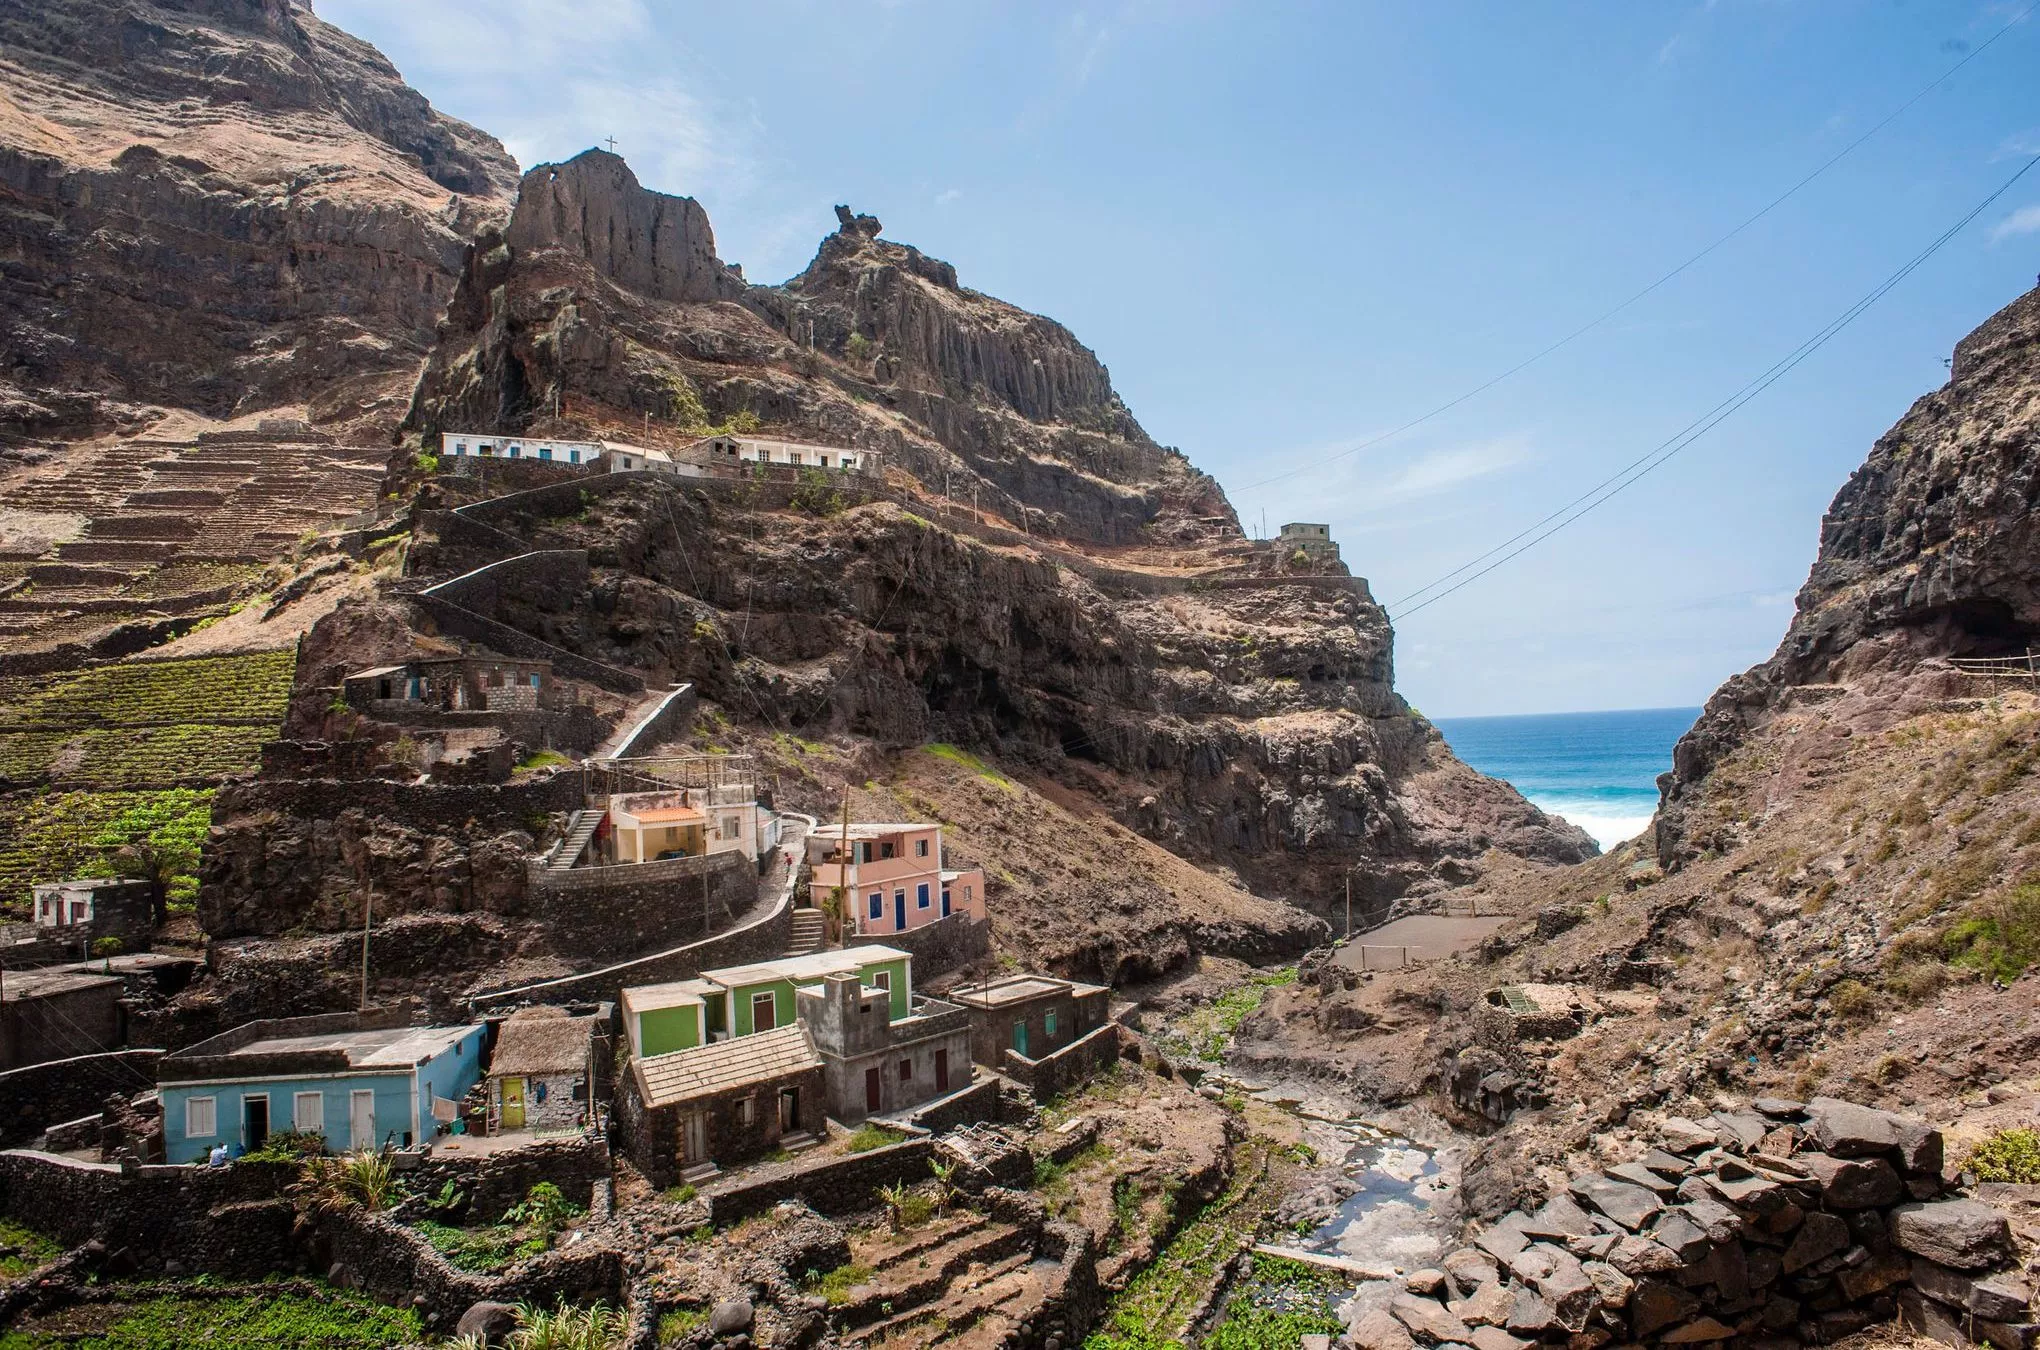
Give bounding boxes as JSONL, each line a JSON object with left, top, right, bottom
{"left": 1966, "top": 1128, "right": 2040, "bottom": 1183}
{"left": 241, "top": 1128, "right": 327, "bottom": 1163}
{"left": 657, "top": 1307, "right": 706, "bottom": 1345}
{"left": 844, "top": 332, "right": 872, "bottom": 363}
{"left": 416, "top": 1220, "right": 547, "bottom": 1272}
{"left": 1827, "top": 979, "right": 1879, "bottom": 1023}
{"left": 504, "top": 1180, "right": 583, "bottom": 1237}
{"left": 414, "top": 451, "right": 441, "bottom": 473}
{"left": 509, "top": 1299, "right": 627, "bottom": 1350}
{"left": 291, "top": 1149, "right": 401, "bottom": 1214}
{"left": 89, "top": 935, "right": 122, "bottom": 958}
{"left": 661, "top": 1182, "right": 698, "bottom": 1205}
{"left": 1943, "top": 883, "right": 2040, "bottom": 981}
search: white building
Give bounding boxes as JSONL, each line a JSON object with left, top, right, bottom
{"left": 440, "top": 432, "right": 616, "bottom": 468}
{"left": 602, "top": 786, "right": 781, "bottom": 867}
{"left": 686, "top": 435, "right": 879, "bottom": 474}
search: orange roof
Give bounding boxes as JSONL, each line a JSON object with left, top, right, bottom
{"left": 629, "top": 805, "right": 705, "bottom": 824}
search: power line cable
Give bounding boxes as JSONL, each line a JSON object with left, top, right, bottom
{"left": 1387, "top": 152, "right": 2040, "bottom": 623}
{"left": 1236, "top": 1, "right": 2039, "bottom": 496}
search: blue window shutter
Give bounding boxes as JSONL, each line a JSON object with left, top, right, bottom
{"left": 917, "top": 883, "right": 930, "bottom": 908}
{"left": 868, "top": 892, "right": 882, "bottom": 919}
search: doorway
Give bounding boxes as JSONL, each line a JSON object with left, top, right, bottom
{"left": 893, "top": 889, "right": 905, "bottom": 930}
{"left": 501, "top": 1076, "right": 527, "bottom": 1130}
{"left": 864, "top": 1066, "right": 882, "bottom": 1113}
{"left": 778, "top": 1086, "right": 799, "bottom": 1133}
{"left": 242, "top": 1095, "right": 269, "bottom": 1152}
{"left": 935, "top": 1048, "right": 949, "bottom": 1093}
{"left": 681, "top": 1111, "right": 708, "bottom": 1165}
{"left": 349, "top": 1089, "right": 375, "bottom": 1150}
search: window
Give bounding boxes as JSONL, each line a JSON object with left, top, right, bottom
{"left": 916, "top": 839, "right": 929, "bottom": 858}
{"left": 788, "top": 452, "right": 802, "bottom": 465}
{"left": 872, "top": 970, "right": 892, "bottom": 993}
{"left": 737, "top": 1095, "right": 756, "bottom": 1126}
{"left": 916, "top": 883, "right": 930, "bottom": 910}
{"left": 538, "top": 447, "right": 552, "bottom": 461}
{"left": 899, "top": 1057, "right": 913, "bottom": 1082}
{"left": 880, "top": 841, "right": 897, "bottom": 860}
{"left": 293, "top": 1091, "right": 324, "bottom": 1132}
{"left": 1045, "top": 1009, "right": 1058, "bottom": 1038}
{"left": 186, "top": 1096, "right": 217, "bottom": 1138}
{"left": 964, "top": 885, "right": 975, "bottom": 904}
{"left": 751, "top": 991, "right": 777, "bottom": 1031}
{"left": 721, "top": 815, "right": 740, "bottom": 840}
{"left": 818, "top": 456, "right": 830, "bottom": 468}
{"left": 529, "top": 673, "right": 541, "bottom": 688}
{"left": 868, "top": 892, "right": 883, "bottom": 920}
{"left": 568, "top": 450, "right": 581, "bottom": 464}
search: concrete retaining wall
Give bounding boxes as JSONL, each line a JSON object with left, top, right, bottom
{"left": 1002, "top": 1024, "right": 1124, "bottom": 1103}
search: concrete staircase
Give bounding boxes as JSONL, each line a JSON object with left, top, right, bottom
{"left": 783, "top": 908, "right": 825, "bottom": 957}
{"left": 549, "top": 809, "right": 603, "bottom": 872}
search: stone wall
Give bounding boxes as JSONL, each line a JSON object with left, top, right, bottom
{"left": 906, "top": 1076, "right": 1004, "bottom": 1134}
{"left": 470, "top": 892, "right": 791, "bottom": 1009}
{"left": 398, "top": 1134, "right": 611, "bottom": 1227}
{"left": 703, "top": 1138, "right": 934, "bottom": 1225}
{"left": 0, "top": 1050, "right": 163, "bottom": 1148}
{"left": 1003, "top": 1024, "right": 1123, "bottom": 1102}
{"left": 0, "top": 1150, "right": 299, "bottom": 1278}
{"left": 419, "top": 547, "right": 589, "bottom": 615}
{"left": 1359, "top": 1097, "right": 2031, "bottom": 1350}
{"left": 409, "top": 593, "right": 643, "bottom": 694}
{"left": 313, "top": 1205, "right": 623, "bottom": 1328}
{"left": 604, "top": 683, "right": 698, "bottom": 759}
{"left": 526, "top": 851, "right": 754, "bottom": 963}
{"left": 848, "top": 912, "right": 989, "bottom": 980}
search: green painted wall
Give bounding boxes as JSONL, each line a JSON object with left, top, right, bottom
{"left": 638, "top": 1004, "right": 700, "bottom": 1057}
{"left": 732, "top": 980, "right": 795, "bottom": 1036}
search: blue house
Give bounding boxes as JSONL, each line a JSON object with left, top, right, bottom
{"left": 156, "top": 1011, "right": 486, "bottom": 1164}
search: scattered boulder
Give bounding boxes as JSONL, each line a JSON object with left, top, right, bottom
{"left": 1797, "top": 1152, "right": 1903, "bottom": 1209}
{"left": 1566, "top": 1175, "right": 1662, "bottom": 1232}
{"left": 708, "top": 1298, "right": 755, "bottom": 1336}
{"left": 454, "top": 1303, "right": 519, "bottom": 1347}
{"left": 1889, "top": 1199, "right": 2013, "bottom": 1270}
{"left": 1349, "top": 1307, "right": 1417, "bottom": 1350}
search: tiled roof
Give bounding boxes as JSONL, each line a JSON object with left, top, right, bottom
{"left": 634, "top": 1024, "right": 820, "bottom": 1109}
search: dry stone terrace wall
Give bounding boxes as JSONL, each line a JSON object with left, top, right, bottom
{"left": 703, "top": 1137, "right": 934, "bottom": 1225}
{"left": 1359, "top": 1097, "right": 2032, "bottom": 1350}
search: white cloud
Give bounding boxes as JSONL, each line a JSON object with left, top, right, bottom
{"left": 1377, "top": 438, "right": 1533, "bottom": 504}
{"left": 1990, "top": 204, "right": 2040, "bottom": 243}
{"left": 1995, "top": 130, "right": 2040, "bottom": 160}
{"left": 318, "top": 0, "right": 757, "bottom": 198}
{"left": 935, "top": 188, "right": 963, "bottom": 206}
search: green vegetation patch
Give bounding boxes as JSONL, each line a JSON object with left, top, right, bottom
{"left": 1163, "top": 968, "right": 1297, "bottom": 1062}
{"left": 804, "top": 1262, "right": 876, "bottom": 1306}
{"left": 0, "top": 650, "right": 295, "bottom": 730}
{"left": 0, "top": 1290, "right": 421, "bottom": 1349}
{"left": 1966, "top": 1128, "right": 2040, "bottom": 1184}
{"left": 923, "top": 742, "right": 1013, "bottom": 786}
{"left": 414, "top": 1219, "right": 548, "bottom": 1272}
{"left": 1942, "top": 884, "right": 2040, "bottom": 982}
{"left": 1201, "top": 1253, "right": 1348, "bottom": 1350}
{"left": 0, "top": 1219, "right": 62, "bottom": 1279}
{"left": 844, "top": 1124, "right": 904, "bottom": 1154}
{"left": 0, "top": 788, "right": 213, "bottom": 920}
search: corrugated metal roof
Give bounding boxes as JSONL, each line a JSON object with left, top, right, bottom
{"left": 634, "top": 1024, "right": 819, "bottom": 1108}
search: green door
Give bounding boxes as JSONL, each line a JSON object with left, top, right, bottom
{"left": 1012, "top": 1021, "right": 1028, "bottom": 1057}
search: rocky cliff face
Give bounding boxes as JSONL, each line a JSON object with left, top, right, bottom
{"left": 0, "top": 0, "right": 518, "bottom": 440}
{"left": 1657, "top": 286, "right": 2040, "bottom": 864}
{"left": 405, "top": 150, "right": 1229, "bottom": 547}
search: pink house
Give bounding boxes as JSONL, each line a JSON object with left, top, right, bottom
{"left": 806, "top": 823, "right": 986, "bottom": 937}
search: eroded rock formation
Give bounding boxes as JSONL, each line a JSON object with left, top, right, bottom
{"left": 0, "top": 0, "right": 518, "bottom": 439}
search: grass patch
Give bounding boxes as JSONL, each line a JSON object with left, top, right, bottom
{"left": 1201, "top": 1252, "right": 1347, "bottom": 1350}
{"left": 517, "top": 749, "right": 573, "bottom": 773}
{"left": 1828, "top": 979, "right": 1880, "bottom": 1023}
{"left": 923, "top": 742, "right": 1013, "bottom": 786}
{"left": 845, "top": 1124, "right": 904, "bottom": 1154}
{"left": 0, "top": 1291, "right": 421, "bottom": 1348}
{"left": 1965, "top": 1128, "right": 2040, "bottom": 1183}
{"left": 657, "top": 1307, "right": 707, "bottom": 1344}
{"left": 661, "top": 1183, "right": 698, "bottom": 1205}
{"left": 413, "top": 1220, "right": 548, "bottom": 1272}
{"left": 1941, "top": 883, "right": 2040, "bottom": 982}
{"left": 0, "top": 1219, "right": 61, "bottom": 1279}
{"left": 805, "top": 1262, "right": 875, "bottom": 1306}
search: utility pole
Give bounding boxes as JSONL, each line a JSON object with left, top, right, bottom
{"left": 359, "top": 873, "right": 373, "bottom": 1012}
{"left": 1345, "top": 874, "right": 1352, "bottom": 939}
{"left": 835, "top": 779, "right": 853, "bottom": 948}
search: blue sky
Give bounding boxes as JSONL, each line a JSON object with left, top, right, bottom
{"left": 324, "top": 0, "right": 2040, "bottom": 717}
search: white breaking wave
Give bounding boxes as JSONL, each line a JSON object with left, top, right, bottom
{"left": 1543, "top": 810, "right": 1654, "bottom": 852}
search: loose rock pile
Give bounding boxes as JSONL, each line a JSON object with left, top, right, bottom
{"left": 1351, "top": 1097, "right": 2031, "bottom": 1350}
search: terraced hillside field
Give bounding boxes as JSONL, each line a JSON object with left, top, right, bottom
{"left": 0, "top": 649, "right": 297, "bottom": 917}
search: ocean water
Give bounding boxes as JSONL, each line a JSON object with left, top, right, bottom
{"left": 1432, "top": 707, "right": 1701, "bottom": 852}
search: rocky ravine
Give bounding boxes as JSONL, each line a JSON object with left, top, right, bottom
{"left": 0, "top": 0, "right": 518, "bottom": 444}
